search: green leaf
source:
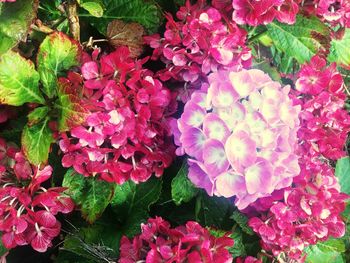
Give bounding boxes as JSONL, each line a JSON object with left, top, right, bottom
{"left": 111, "top": 177, "right": 162, "bottom": 237}
{"left": 89, "top": 0, "right": 161, "bottom": 34}
{"left": 267, "top": 15, "right": 330, "bottom": 64}
{"left": 37, "top": 32, "right": 82, "bottom": 98}
{"left": 335, "top": 157, "right": 350, "bottom": 195}
{"left": 171, "top": 161, "right": 198, "bottom": 205}
{"left": 28, "top": 106, "right": 49, "bottom": 126}
{"left": 252, "top": 60, "right": 281, "bottom": 81}
{"left": 21, "top": 118, "right": 54, "bottom": 165}
{"left": 0, "top": 115, "right": 27, "bottom": 145}
{"left": 62, "top": 169, "right": 115, "bottom": 223}
{"left": 0, "top": 235, "right": 7, "bottom": 257}
{"left": 0, "top": 0, "right": 38, "bottom": 55}
{"left": 80, "top": 0, "right": 104, "bottom": 17}
{"left": 55, "top": 81, "right": 88, "bottom": 132}
{"left": 329, "top": 29, "right": 350, "bottom": 68}
{"left": 196, "top": 192, "right": 234, "bottom": 229}
{"left": 305, "top": 239, "right": 346, "bottom": 263}
{"left": 229, "top": 229, "right": 247, "bottom": 258}
{"left": 230, "top": 210, "right": 254, "bottom": 236}
{"left": 0, "top": 51, "right": 44, "bottom": 106}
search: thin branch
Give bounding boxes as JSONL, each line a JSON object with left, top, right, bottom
{"left": 66, "top": 0, "right": 80, "bottom": 42}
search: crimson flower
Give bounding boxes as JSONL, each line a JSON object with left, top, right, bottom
{"left": 60, "top": 47, "right": 176, "bottom": 184}
{"left": 119, "top": 217, "right": 234, "bottom": 263}
{"left": 0, "top": 138, "right": 74, "bottom": 252}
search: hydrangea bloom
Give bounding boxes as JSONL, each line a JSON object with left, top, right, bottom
{"left": 144, "top": 0, "right": 251, "bottom": 101}
{"left": 246, "top": 56, "right": 350, "bottom": 260}
{"left": 119, "top": 217, "right": 234, "bottom": 263}
{"left": 231, "top": 0, "right": 299, "bottom": 25}
{"left": 173, "top": 69, "right": 301, "bottom": 209}
{"left": 0, "top": 138, "right": 74, "bottom": 252}
{"left": 295, "top": 55, "right": 350, "bottom": 160}
{"left": 248, "top": 160, "right": 348, "bottom": 260}
{"left": 235, "top": 256, "right": 262, "bottom": 263}
{"left": 309, "top": 0, "right": 350, "bottom": 27}
{"left": 60, "top": 47, "right": 176, "bottom": 184}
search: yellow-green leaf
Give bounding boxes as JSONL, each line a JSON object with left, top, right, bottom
{"left": 0, "top": 50, "right": 44, "bottom": 106}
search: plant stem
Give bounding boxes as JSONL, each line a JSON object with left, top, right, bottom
{"left": 66, "top": 0, "right": 80, "bottom": 42}
{"left": 248, "top": 28, "right": 268, "bottom": 43}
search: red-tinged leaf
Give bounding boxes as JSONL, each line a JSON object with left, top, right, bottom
{"left": 55, "top": 81, "right": 88, "bottom": 132}
{"left": 106, "top": 19, "right": 145, "bottom": 58}
{"left": 37, "top": 32, "right": 82, "bottom": 98}
{"left": 0, "top": 51, "right": 44, "bottom": 106}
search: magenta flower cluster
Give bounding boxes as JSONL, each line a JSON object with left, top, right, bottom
{"left": 0, "top": 138, "right": 74, "bottom": 252}
{"left": 247, "top": 56, "right": 350, "bottom": 260}
{"left": 144, "top": 0, "right": 251, "bottom": 101}
{"left": 60, "top": 47, "right": 175, "bottom": 184}
{"left": 172, "top": 69, "right": 301, "bottom": 209}
{"left": 295, "top": 56, "right": 350, "bottom": 160}
{"left": 119, "top": 217, "right": 234, "bottom": 263}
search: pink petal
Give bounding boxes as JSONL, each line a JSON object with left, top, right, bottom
{"left": 244, "top": 159, "right": 273, "bottom": 195}
{"left": 203, "top": 139, "right": 229, "bottom": 176}
{"left": 225, "top": 131, "right": 257, "bottom": 169}
{"left": 81, "top": 61, "right": 99, "bottom": 80}
{"left": 215, "top": 170, "right": 246, "bottom": 198}
{"left": 202, "top": 113, "right": 230, "bottom": 142}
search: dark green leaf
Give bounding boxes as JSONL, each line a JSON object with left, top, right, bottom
{"left": 196, "top": 192, "right": 234, "bottom": 229}
{"left": 0, "top": 51, "right": 44, "bottom": 106}
{"left": 111, "top": 177, "right": 162, "bottom": 237}
{"left": 89, "top": 0, "right": 161, "bottom": 34}
{"left": 229, "top": 229, "right": 247, "bottom": 258}
{"left": 230, "top": 210, "right": 254, "bottom": 236}
{"left": 21, "top": 118, "right": 54, "bottom": 165}
{"left": 0, "top": 0, "right": 38, "bottom": 55}
{"left": 62, "top": 169, "right": 115, "bottom": 223}
{"left": 335, "top": 157, "right": 350, "bottom": 195}
{"left": 267, "top": 15, "right": 330, "bottom": 64}
{"left": 37, "top": 32, "right": 82, "bottom": 98}
{"left": 27, "top": 106, "right": 49, "bottom": 126}
{"left": 171, "top": 161, "right": 198, "bottom": 205}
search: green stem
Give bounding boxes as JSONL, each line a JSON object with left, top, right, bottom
{"left": 248, "top": 28, "right": 268, "bottom": 43}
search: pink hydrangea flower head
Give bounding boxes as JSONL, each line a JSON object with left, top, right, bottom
{"left": 60, "top": 47, "right": 176, "bottom": 184}
{"left": 0, "top": 138, "right": 74, "bottom": 252}
{"left": 174, "top": 69, "right": 301, "bottom": 209}
{"left": 232, "top": 0, "right": 299, "bottom": 26}
{"left": 144, "top": 1, "right": 252, "bottom": 102}
{"left": 248, "top": 160, "right": 348, "bottom": 260}
{"left": 295, "top": 55, "right": 350, "bottom": 160}
{"left": 119, "top": 217, "right": 234, "bottom": 263}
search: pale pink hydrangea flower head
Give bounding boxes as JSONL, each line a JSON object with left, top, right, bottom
{"left": 173, "top": 69, "right": 301, "bottom": 209}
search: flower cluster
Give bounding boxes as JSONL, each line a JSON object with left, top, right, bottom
{"left": 295, "top": 55, "right": 350, "bottom": 160}
{"left": 172, "top": 69, "right": 301, "bottom": 209}
{"left": 246, "top": 56, "right": 350, "bottom": 260}
{"left": 235, "top": 256, "right": 262, "bottom": 263}
{"left": 119, "top": 217, "right": 234, "bottom": 263}
{"left": 248, "top": 160, "right": 348, "bottom": 260}
{"left": 144, "top": 0, "right": 251, "bottom": 100}
{"left": 0, "top": 138, "right": 74, "bottom": 252}
{"left": 231, "top": 0, "right": 299, "bottom": 25}
{"left": 60, "top": 47, "right": 175, "bottom": 184}
{"left": 300, "top": 0, "right": 350, "bottom": 27}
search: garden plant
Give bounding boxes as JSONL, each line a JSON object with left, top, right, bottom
{"left": 1, "top": 0, "right": 350, "bottom": 262}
